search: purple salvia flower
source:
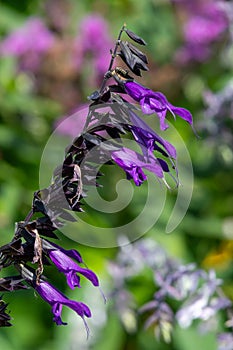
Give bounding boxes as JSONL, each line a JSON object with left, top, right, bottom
{"left": 124, "top": 81, "right": 193, "bottom": 130}
{"left": 35, "top": 280, "right": 91, "bottom": 327}
{"left": 111, "top": 147, "right": 166, "bottom": 186}
{"left": 129, "top": 111, "right": 177, "bottom": 158}
{"left": 43, "top": 241, "right": 99, "bottom": 289}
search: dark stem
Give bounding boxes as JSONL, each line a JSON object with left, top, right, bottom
{"left": 98, "top": 24, "right": 126, "bottom": 94}
{"left": 24, "top": 209, "right": 34, "bottom": 224}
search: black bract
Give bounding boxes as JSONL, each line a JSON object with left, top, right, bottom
{"left": 124, "top": 28, "right": 147, "bottom": 45}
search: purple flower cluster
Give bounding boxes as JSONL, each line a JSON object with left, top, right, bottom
{"left": 110, "top": 109, "right": 178, "bottom": 187}
{"left": 107, "top": 76, "right": 193, "bottom": 187}
{"left": 0, "top": 229, "right": 99, "bottom": 329}
{"left": 38, "top": 241, "right": 99, "bottom": 327}
{"left": 0, "top": 13, "right": 112, "bottom": 83}
{"left": 174, "top": 0, "right": 228, "bottom": 63}
{"left": 0, "top": 23, "right": 197, "bottom": 337}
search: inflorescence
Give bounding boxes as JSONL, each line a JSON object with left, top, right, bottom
{"left": 1, "top": 24, "right": 230, "bottom": 345}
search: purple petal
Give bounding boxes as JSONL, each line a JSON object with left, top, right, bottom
{"left": 140, "top": 97, "right": 154, "bottom": 114}
{"left": 112, "top": 148, "right": 164, "bottom": 185}
{"left": 169, "top": 105, "right": 193, "bottom": 125}
{"left": 112, "top": 149, "right": 147, "bottom": 186}
{"left": 62, "top": 248, "right": 83, "bottom": 263}
{"left": 157, "top": 158, "right": 169, "bottom": 172}
{"left": 149, "top": 92, "right": 168, "bottom": 111}
{"left": 35, "top": 280, "right": 92, "bottom": 325}
{"left": 66, "top": 271, "right": 81, "bottom": 289}
{"left": 129, "top": 112, "right": 177, "bottom": 158}
{"left": 49, "top": 242, "right": 83, "bottom": 263}
{"left": 52, "top": 303, "right": 67, "bottom": 325}
{"left": 66, "top": 300, "right": 92, "bottom": 318}
{"left": 156, "top": 109, "right": 169, "bottom": 131}
{"left": 124, "top": 81, "right": 149, "bottom": 101}
{"left": 47, "top": 247, "right": 99, "bottom": 289}
{"left": 74, "top": 267, "right": 99, "bottom": 287}
{"left": 143, "top": 160, "right": 164, "bottom": 178}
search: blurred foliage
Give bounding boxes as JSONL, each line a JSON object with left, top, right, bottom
{"left": 0, "top": 0, "right": 232, "bottom": 349}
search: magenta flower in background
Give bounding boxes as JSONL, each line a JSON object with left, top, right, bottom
{"left": 75, "top": 15, "right": 112, "bottom": 80}
{"left": 184, "top": 6, "right": 227, "bottom": 46}
{"left": 54, "top": 105, "right": 89, "bottom": 137}
{"left": 124, "top": 81, "right": 193, "bottom": 130}
{"left": 78, "top": 15, "right": 111, "bottom": 52}
{"left": 0, "top": 17, "right": 54, "bottom": 70}
{"left": 174, "top": 0, "right": 228, "bottom": 63}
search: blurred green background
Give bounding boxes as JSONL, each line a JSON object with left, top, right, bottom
{"left": 0, "top": 0, "right": 232, "bottom": 349}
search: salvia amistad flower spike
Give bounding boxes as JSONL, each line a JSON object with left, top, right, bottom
{"left": 0, "top": 23, "right": 204, "bottom": 337}
{"left": 124, "top": 81, "right": 193, "bottom": 130}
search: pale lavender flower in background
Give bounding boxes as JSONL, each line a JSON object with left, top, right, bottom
{"left": 201, "top": 80, "right": 233, "bottom": 146}
{"left": 108, "top": 238, "right": 232, "bottom": 344}
{"left": 154, "top": 263, "right": 204, "bottom": 301}
{"left": 217, "top": 333, "right": 233, "bottom": 350}
{"left": 139, "top": 299, "right": 174, "bottom": 343}
{"left": 217, "top": 310, "right": 233, "bottom": 350}
{"left": 176, "top": 270, "right": 231, "bottom": 328}
{"left": 0, "top": 17, "right": 55, "bottom": 70}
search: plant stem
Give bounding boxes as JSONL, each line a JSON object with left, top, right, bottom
{"left": 99, "top": 24, "right": 126, "bottom": 94}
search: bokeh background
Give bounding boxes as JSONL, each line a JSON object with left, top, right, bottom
{"left": 0, "top": 0, "right": 232, "bottom": 349}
